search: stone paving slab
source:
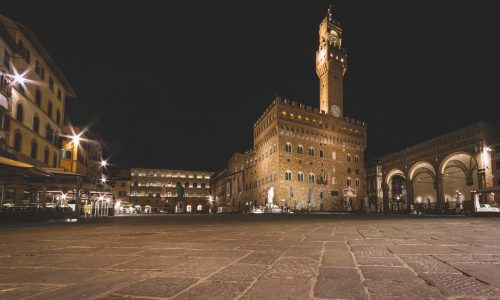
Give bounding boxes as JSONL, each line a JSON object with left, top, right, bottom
{"left": 420, "top": 273, "right": 500, "bottom": 298}
{"left": 261, "top": 257, "right": 319, "bottom": 279}
{"left": 237, "top": 250, "right": 283, "bottom": 265}
{"left": 365, "top": 280, "right": 446, "bottom": 299}
{"left": 1, "top": 214, "right": 500, "bottom": 299}
{"left": 450, "top": 262, "right": 500, "bottom": 289}
{"left": 112, "top": 277, "right": 198, "bottom": 298}
{"left": 356, "top": 257, "right": 404, "bottom": 266}
{"left": 0, "top": 283, "right": 63, "bottom": 300}
{"left": 399, "top": 255, "right": 461, "bottom": 274}
{"left": 360, "top": 266, "right": 422, "bottom": 282}
{"left": 176, "top": 281, "right": 250, "bottom": 299}
{"left": 314, "top": 267, "right": 367, "bottom": 299}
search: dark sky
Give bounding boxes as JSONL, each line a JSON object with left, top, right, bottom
{"left": 3, "top": 1, "right": 499, "bottom": 173}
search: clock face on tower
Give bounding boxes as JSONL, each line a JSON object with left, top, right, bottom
{"left": 331, "top": 104, "right": 341, "bottom": 117}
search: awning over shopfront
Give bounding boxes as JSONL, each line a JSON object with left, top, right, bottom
{"left": 0, "top": 152, "right": 53, "bottom": 184}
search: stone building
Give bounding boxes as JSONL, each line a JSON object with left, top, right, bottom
{"left": 0, "top": 15, "right": 76, "bottom": 169}
{"left": 112, "top": 170, "right": 131, "bottom": 206}
{"left": 129, "top": 168, "right": 213, "bottom": 213}
{"left": 367, "top": 122, "right": 500, "bottom": 213}
{"left": 59, "top": 125, "right": 105, "bottom": 180}
{"left": 213, "top": 6, "right": 367, "bottom": 212}
{"left": 0, "top": 15, "right": 76, "bottom": 207}
{"left": 0, "top": 21, "right": 17, "bottom": 146}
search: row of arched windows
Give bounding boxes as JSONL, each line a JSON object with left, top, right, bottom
{"left": 285, "top": 170, "right": 360, "bottom": 187}
{"left": 281, "top": 125, "right": 364, "bottom": 148}
{"left": 15, "top": 103, "right": 60, "bottom": 145}
{"left": 284, "top": 142, "right": 359, "bottom": 162}
{"left": 15, "top": 102, "right": 61, "bottom": 127}
{"left": 13, "top": 131, "right": 58, "bottom": 167}
{"left": 285, "top": 171, "right": 316, "bottom": 183}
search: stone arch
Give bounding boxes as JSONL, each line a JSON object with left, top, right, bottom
{"left": 439, "top": 152, "right": 478, "bottom": 208}
{"left": 385, "top": 168, "right": 407, "bottom": 212}
{"left": 408, "top": 161, "right": 437, "bottom": 205}
{"left": 385, "top": 168, "right": 406, "bottom": 185}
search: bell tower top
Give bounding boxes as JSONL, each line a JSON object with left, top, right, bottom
{"left": 316, "top": 3, "right": 347, "bottom": 117}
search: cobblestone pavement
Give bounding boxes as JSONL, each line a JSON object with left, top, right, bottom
{"left": 1, "top": 214, "right": 500, "bottom": 299}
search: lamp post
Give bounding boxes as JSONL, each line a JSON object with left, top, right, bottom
{"left": 71, "top": 134, "right": 80, "bottom": 173}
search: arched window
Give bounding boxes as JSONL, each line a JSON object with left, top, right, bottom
{"left": 309, "top": 147, "right": 315, "bottom": 156}
{"left": 355, "top": 179, "right": 360, "bottom": 187}
{"left": 52, "top": 153, "right": 57, "bottom": 167}
{"left": 48, "top": 101, "right": 53, "bottom": 118}
{"left": 285, "top": 142, "right": 292, "bottom": 152}
{"left": 297, "top": 145, "right": 304, "bottom": 154}
{"left": 30, "top": 140, "right": 38, "bottom": 159}
{"left": 16, "top": 104, "right": 24, "bottom": 123}
{"left": 56, "top": 110, "right": 61, "bottom": 125}
{"left": 201, "top": 183, "right": 206, "bottom": 189}
{"left": 33, "top": 115, "right": 40, "bottom": 133}
{"left": 197, "top": 204, "right": 202, "bottom": 211}
{"left": 285, "top": 171, "right": 292, "bottom": 181}
{"left": 347, "top": 168, "right": 352, "bottom": 174}
{"left": 35, "top": 89, "right": 42, "bottom": 106}
{"left": 332, "top": 151, "right": 336, "bottom": 160}
{"left": 355, "top": 155, "right": 359, "bottom": 164}
{"left": 297, "top": 172, "right": 304, "bottom": 182}
{"left": 14, "top": 131, "right": 22, "bottom": 152}
{"left": 193, "top": 182, "right": 198, "bottom": 188}
{"left": 347, "top": 154, "right": 352, "bottom": 162}
{"left": 185, "top": 182, "right": 189, "bottom": 188}
{"left": 308, "top": 173, "right": 315, "bottom": 183}
{"left": 347, "top": 177, "right": 352, "bottom": 187}
{"left": 45, "top": 124, "right": 52, "bottom": 141}
{"left": 319, "top": 150, "right": 324, "bottom": 158}
{"left": 186, "top": 205, "right": 192, "bottom": 213}
{"left": 44, "top": 148, "right": 49, "bottom": 164}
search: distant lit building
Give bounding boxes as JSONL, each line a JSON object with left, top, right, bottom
{"left": 213, "top": 6, "right": 367, "bottom": 212}
{"left": 212, "top": 153, "right": 246, "bottom": 212}
{"left": 112, "top": 170, "right": 131, "bottom": 206}
{"left": 129, "top": 168, "right": 213, "bottom": 213}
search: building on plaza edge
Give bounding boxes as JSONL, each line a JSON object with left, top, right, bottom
{"left": 367, "top": 122, "right": 500, "bottom": 214}
{"left": 129, "top": 168, "right": 213, "bottom": 213}
{"left": 212, "top": 5, "right": 368, "bottom": 212}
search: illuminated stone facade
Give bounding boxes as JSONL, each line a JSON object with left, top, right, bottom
{"left": 0, "top": 15, "right": 76, "bottom": 168}
{"left": 213, "top": 6, "right": 367, "bottom": 212}
{"left": 59, "top": 125, "right": 105, "bottom": 180}
{"left": 129, "top": 168, "right": 213, "bottom": 213}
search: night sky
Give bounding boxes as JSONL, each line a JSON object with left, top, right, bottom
{"left": 3, "top": 1, "right": 498, "bottom": 173}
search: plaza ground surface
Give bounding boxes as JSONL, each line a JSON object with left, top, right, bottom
{"left": 1, "top": 214, "right": 500, "bottom": 300}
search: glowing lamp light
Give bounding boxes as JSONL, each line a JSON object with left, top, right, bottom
{"left": 13, "top": 73, "right": 26, "bottom": 85}
{"left": 207, "top": 195, "right": 213, "bottom": 204}
{"left": 72, "top": 134, "right": 81, "bottom": 146}
{"left": 101, "top": 176, "right": 107, "bottom": 184}
{"left": 9, "top": 67, "right": 30, "bottom": 85}
{"left": 100, "top": 160, "right": 107, "bottom": 168}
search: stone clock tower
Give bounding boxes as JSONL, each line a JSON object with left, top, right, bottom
{"left": 316, "top": 4, "right": 347, "bottom": 117}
